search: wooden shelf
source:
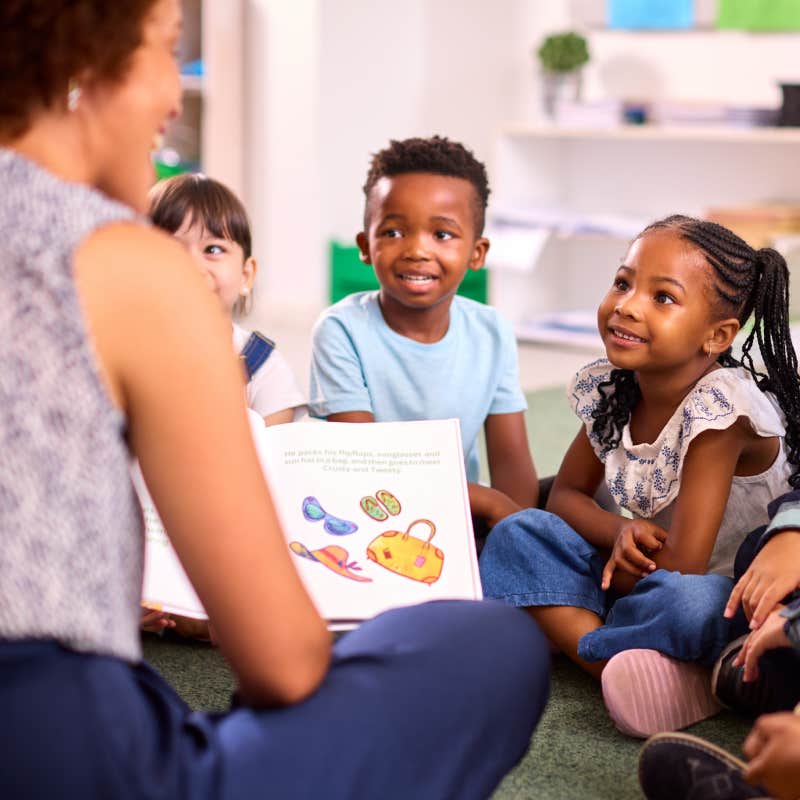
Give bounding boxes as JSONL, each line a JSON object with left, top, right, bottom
{"left": 500, "top": 123, "right": 800, "bottom": 145}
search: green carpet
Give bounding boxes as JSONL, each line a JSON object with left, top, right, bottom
{"left": 142, "top": 386, "right": 754, "bottom": 799}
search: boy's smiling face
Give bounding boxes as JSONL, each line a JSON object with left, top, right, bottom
{"left": 357, "top": 173, "right": 489, "bottom": 320}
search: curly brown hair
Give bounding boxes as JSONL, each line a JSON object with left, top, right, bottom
{"left": 0, "top": 1, "right": 159, "bottom": 138}
{"left": 362, "top": 135, "right": 491, "bottom": 234}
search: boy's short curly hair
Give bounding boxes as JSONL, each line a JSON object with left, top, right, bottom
{"left": 0, "top": 1, "right": 157, "bottom": 138}
{"left": 362, "top": 135, "right": 490, "bottom": 234}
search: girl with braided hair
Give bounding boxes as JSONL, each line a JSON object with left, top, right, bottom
{"left": 480, "top": 214, "right": 800, "bottom": 737}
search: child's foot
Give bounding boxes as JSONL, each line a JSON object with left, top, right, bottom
{"left": 638, "top": 732, "right": 768, "bottom": 799}
{"left": 712, "top": 635, "right": 800, "bottom": 715}
{"left": 602, "top": 649, "right": 721, "bottom": 738}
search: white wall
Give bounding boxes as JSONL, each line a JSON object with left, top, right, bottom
{"left": 244, "top": 0, "right": 800, "bottom": 329}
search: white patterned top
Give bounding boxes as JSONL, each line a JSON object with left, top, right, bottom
{"left": 569, "top": 358, "right": 792, "bottom": 576}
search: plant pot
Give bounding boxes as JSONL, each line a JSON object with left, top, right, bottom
{"left": 541, "top": 69, "right": 582, "bottom": 119}
{"left": 779, "top": 83, "right": 800, "bottom": 127}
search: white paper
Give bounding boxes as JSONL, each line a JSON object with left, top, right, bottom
{"left": 139, "top": 415, "right": 481, "bottom": 626}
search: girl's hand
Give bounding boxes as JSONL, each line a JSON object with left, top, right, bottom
{"left": 743, "top": 712, "right": 800, "bottom": 799}
{"left": 140, "top": 606, "right": 175, "bottom": 633}
{"left": 724, "top": 531, "right": 800, "bottom": 628}
{"left": 601, "top": 520, "right": 668, "bottom": 590}
{"left": 733, "top": 605, "right": 791, "bottom": 682}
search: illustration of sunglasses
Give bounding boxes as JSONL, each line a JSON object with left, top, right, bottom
{"left": 359, "top": 489, "right": 401, "bottom": 521}
{"left": 301, "top": 496, "right": 358, "bottom": 536}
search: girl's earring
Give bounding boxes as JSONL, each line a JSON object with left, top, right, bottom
{"left": 240, "top": 287, "right": 250, "bottom": 296}
{"left": 67, "top": 80, "right": 82, "bottom": 112}
{"left": 706, "top": 343, "right": 714, "bottom": 359}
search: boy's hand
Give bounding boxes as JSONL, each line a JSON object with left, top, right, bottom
{"left": 140, "top": 606, "right": 175, "bottom": 633}
{"left": 601, "top": 519, "right": 667, "bottom": 590}
{"left": 724, "top": 531, "right": 800, "bottom": 628}
{"left": 744, "top": 712, "right": 800, "bottom": 799}
{"left": 733, "top": 605, "right": 791, "bottom": 682}
{"left": 467, "top": 483, "right": 521, "bottom": 530}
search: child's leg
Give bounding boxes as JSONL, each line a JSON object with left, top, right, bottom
{"left": 215, "top": 600, "right": 550, "bottom": 800}
{"left": 480, "top": 508, "right": 609, "bottom": 678}
{"left": 578, "top": 569, "right": 734, "bottom": 665}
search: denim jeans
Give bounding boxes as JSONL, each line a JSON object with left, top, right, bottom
{"left": 479, "top": 508, "right": 734, "bottom": 666}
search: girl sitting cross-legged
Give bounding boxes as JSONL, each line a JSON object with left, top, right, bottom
{"left": 480, "top": 214, "right": 800, "bottom": 737}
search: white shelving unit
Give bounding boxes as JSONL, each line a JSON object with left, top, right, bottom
{"left": 165, "top": 0, "right": 244, "bottom": 197}
{"left": 488, "top": 124, "right": 800, "bottom": 345}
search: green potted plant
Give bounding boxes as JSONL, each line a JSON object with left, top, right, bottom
{"left": 535, "top": 31, "right": 589, "bottom": 118}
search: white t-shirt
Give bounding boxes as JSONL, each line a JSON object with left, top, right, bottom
{"left": 232, "top": 323, "right": 306, "bottom": 420}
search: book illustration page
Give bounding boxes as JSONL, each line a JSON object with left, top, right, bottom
{"left": 289, "top": 541, "right": 372, "bottom": 582}
{"left": 301, "top": 496, "right": 359, "bottom": 535}
{"left": 366, "top": 518, "right": 443, "bottom": 584}
{"left": 256, "top": 418, "right": 481, "bottom": 621}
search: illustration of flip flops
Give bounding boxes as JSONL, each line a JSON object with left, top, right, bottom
{"left": 359, "top": 489, "right": 401, "bottom": 521}
{"left": 289, "top": 541, "right": 372, "bottom": 583}
{"left": 301, "top": 496, "right": 358, "bottom": 535}
{"left": 366, "top": 519, "right": 444, "bottom": 585}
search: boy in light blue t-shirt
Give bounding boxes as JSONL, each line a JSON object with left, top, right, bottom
{"left": 309, "top": 136, "right": 538, "bottom": 524}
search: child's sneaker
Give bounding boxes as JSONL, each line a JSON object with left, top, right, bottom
{"left": 602, "top": 649, "right": 721, "bottom": 738}
{"left": 638, "top": 732, "right": 770, "bottom": 800}
{"left": 712, "top": 635, "right": 800, "bottom": 715}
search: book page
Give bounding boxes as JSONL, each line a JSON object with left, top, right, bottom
{"left": 140, "top": 414, "right": 481, "bottom": 626}
{"left": 135, "top": 463, "right": 207, "bottom": 620}
{"left": 253, "top": 417, "right": 481, "bottom": 623}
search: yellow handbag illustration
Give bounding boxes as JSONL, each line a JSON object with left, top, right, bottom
{"left": 366, "top": 519, "right": 443, "bottom": 585}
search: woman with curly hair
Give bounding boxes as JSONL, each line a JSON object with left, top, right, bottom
{"left": 0, "top": 3, "right": 549, "bottom": 798}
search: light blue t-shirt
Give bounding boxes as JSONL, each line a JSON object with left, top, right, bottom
{"left": 309, "top": 291, "right": 527, "bottom": 482}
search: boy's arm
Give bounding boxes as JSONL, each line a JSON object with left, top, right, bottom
{"left": 484, "top": 411, "right": 538, "bottom": 508}
{"left": 309, "top": 314, "right": 373, "bottom": 420}
{"left": 328, "top": 411, "right": 375, "bottom": 422}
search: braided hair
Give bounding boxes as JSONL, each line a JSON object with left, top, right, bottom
{"left": 592, "top": 214, "right": 800, "bottom": 487}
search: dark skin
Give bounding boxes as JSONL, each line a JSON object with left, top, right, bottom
{"left": 536, "top": 230, "right": 779, "bottom": 677}
{"left": 329, "top": 172, "right": 538, "bottom": 514}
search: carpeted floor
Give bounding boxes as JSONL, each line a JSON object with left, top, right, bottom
{"left": 142, "top": 385, "right": 755, "bottom": 799}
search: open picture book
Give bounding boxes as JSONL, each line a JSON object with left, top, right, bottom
{"left": 139, "top": 415, "right": 482, "bottom": 629}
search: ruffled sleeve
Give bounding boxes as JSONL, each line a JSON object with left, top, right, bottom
{"left": 602, "top": 367, "right": 786, "bottom": 518}
{"left": 567, "top": 358, "right": 616, "bottom": 461}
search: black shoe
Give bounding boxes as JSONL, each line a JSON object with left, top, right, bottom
{"left": 712, "top": 635, "right": 800, "bottom": 715}
{"left": 638, "top": 732, "right": 770, "bottom": 800}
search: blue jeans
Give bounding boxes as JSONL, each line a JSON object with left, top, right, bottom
{"left": 0, "top": 600, "right": 550, "bottom": 800}
{"left": 479, "top": 509, "right": 734, "bottom": 666}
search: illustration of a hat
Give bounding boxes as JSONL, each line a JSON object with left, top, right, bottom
{"left": 289, "top": 541, "right": 372, "bottom": 582}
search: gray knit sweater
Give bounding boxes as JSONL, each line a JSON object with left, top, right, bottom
{"left": 0, "top": 149, "right": 144, "bottom": 662}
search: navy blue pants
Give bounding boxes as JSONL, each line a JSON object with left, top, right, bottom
{"left": 0, "top": 600, "right": 549, "bottom": 800}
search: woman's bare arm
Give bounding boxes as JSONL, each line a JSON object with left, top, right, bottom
{"left": 75, "top": 223, "right": 330, "bottom": 706}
